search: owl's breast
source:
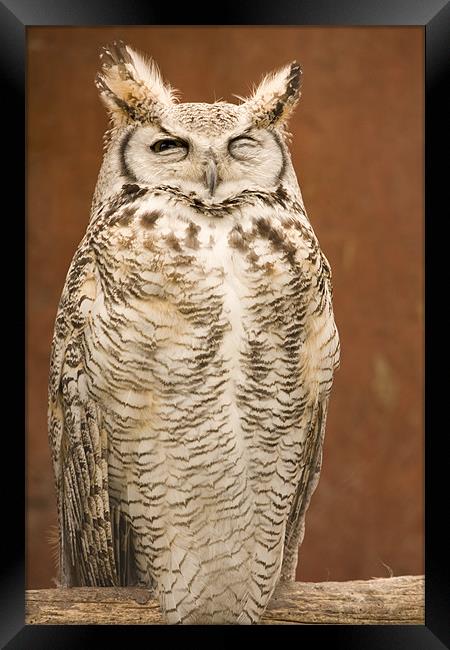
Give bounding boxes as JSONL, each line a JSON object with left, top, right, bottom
{"left": 88, "top": 195, "right": 315, "bottom": 385}
{"left": 82, "top": 194, "right": 330, "bottom": 622}
{"left": 86, "top": 199, "right": 319, "bottom": 471}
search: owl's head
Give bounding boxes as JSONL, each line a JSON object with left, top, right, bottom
{"left": 96, "top": 42, "right": 302, "bottom": 203}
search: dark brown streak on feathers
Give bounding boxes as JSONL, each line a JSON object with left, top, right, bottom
{"left": 115, "top": 208, "right": 135, "bottom": 226}
{"left": 228, "top": 224, "right": 250, "bottom": 253}
{"left": 267, "top": 62, "right": 302, "bottom": 126}
{"left": 274, "top": 185, "right": 290, "bottom": 209}
{"left": 164, "top": 232, "right": 182, "bottom": 252}
{"left": 246, "top": 250, "right": 260, "bottom": 266}
{"left": 253, "top": 217, "right": 297, "bottom": 266}
{"left": 271, "top": 131, "right": 287, "bottom": 184}
{"left": 122, "top": 183, "right": 142, "bottom": 195}
{"left": 119, "top": 129, "right": 137, "bottom": 182}
{"left": 141, "top": 210, "right": 163, "bottom": 228}
{"left": 99, "top": 185, "right": 147, "bottom": 227}
{"left": 185, "top": 222, "right": 201, "bottom": 249}
{"left": 150, "top": 185, "right": 297, "bottom": 219}
{"left": 121, "top": 185, "right": 148, "bottom": 203}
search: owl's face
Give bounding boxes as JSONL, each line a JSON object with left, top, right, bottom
{"left": 122, "top": 105, "right": 285, "bottom": 201}
{"left": 96, "top": 42, "right": 301, "bottom": 203}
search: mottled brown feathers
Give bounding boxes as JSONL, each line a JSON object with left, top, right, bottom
{"left": 141, "top": 210, "right": 162, "bottom": 228}
{"left": 246, "top": 61, "right": 302, "bottom": 128}
{"left": 185, "top": 221, "right": 201, "bottom": 249}
{"left": 96, "top": 41, "right": 176, "bottom": 126}
{"left": 228, "top": 224, "right": 250, "bottom": 252}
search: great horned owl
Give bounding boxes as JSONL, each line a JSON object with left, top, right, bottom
{"left": 48, "top": 42, "right": 340, "bottom": 624}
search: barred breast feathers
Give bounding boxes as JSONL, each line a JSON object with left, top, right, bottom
{"left": 49, "top": 178, "right": 338, "bottom": 621}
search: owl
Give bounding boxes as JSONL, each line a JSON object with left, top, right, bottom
{"left": 48, "top": 42, "right": 340, "bottom": 625}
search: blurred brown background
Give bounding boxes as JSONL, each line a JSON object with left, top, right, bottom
{"left": 27, "top": 26, "right": 424, "bottom": 588}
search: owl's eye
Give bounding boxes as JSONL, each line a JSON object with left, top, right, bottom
{"left": 228, "top": 135, "right": 259, "bottom": 159}
{"left": 151, "top": 139, "right": 188, "bottom": 155}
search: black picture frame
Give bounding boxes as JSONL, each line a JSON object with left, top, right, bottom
{"left": 5, "top": 0, "right": 449, "bottom": 646}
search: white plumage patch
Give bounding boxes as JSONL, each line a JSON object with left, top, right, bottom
{"left": 243, "top": 62, "right": 302, "bottom": 127}
{"left": 122, "top": 45, "right": 178, "bottom": 106}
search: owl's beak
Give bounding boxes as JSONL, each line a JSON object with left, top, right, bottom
{"left": 204, "top": 155, "right": 218, "bottom": 196}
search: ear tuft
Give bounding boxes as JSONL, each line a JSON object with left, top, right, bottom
{"left": 95, "top": 41, "right": 178, "bottom": 125}
{"left": 245, "top": 62, "right": 302, "bottom": 128}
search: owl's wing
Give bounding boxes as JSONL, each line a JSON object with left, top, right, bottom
{"left": 48, "top": 242, "right": 135, "bottom": 586}
{"left": 279, "top": 397, "right": 329, "bottom": 582}
{"left": 279, "top": 249, "right": 340, "bottom": 582}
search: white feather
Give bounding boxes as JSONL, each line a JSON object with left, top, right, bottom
{"left": 124, "top": 45, "right": 178, "bottom": 106}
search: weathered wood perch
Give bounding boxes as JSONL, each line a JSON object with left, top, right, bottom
{"left": 26, "top": 575, "right": 423, "bottom": 625}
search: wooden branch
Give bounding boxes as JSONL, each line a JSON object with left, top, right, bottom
{"left": 26, "top": 575, "right": 424, "bottom": 625}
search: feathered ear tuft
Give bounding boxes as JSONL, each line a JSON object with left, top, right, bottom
{"left": 95, "top": 41, "right": 178, "bottom": 125}
{"left": 243, "top": 62, "right": 302, "bottom": 129}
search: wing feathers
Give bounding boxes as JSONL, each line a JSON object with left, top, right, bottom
{"left": 58, "top": 381, "right": 118, "bottom": 586}
{"left": 280, "top": 397, "right": 329, "bottom": 582}
{"left": 49, "top": 248, "right": 123, "bottom": 587}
